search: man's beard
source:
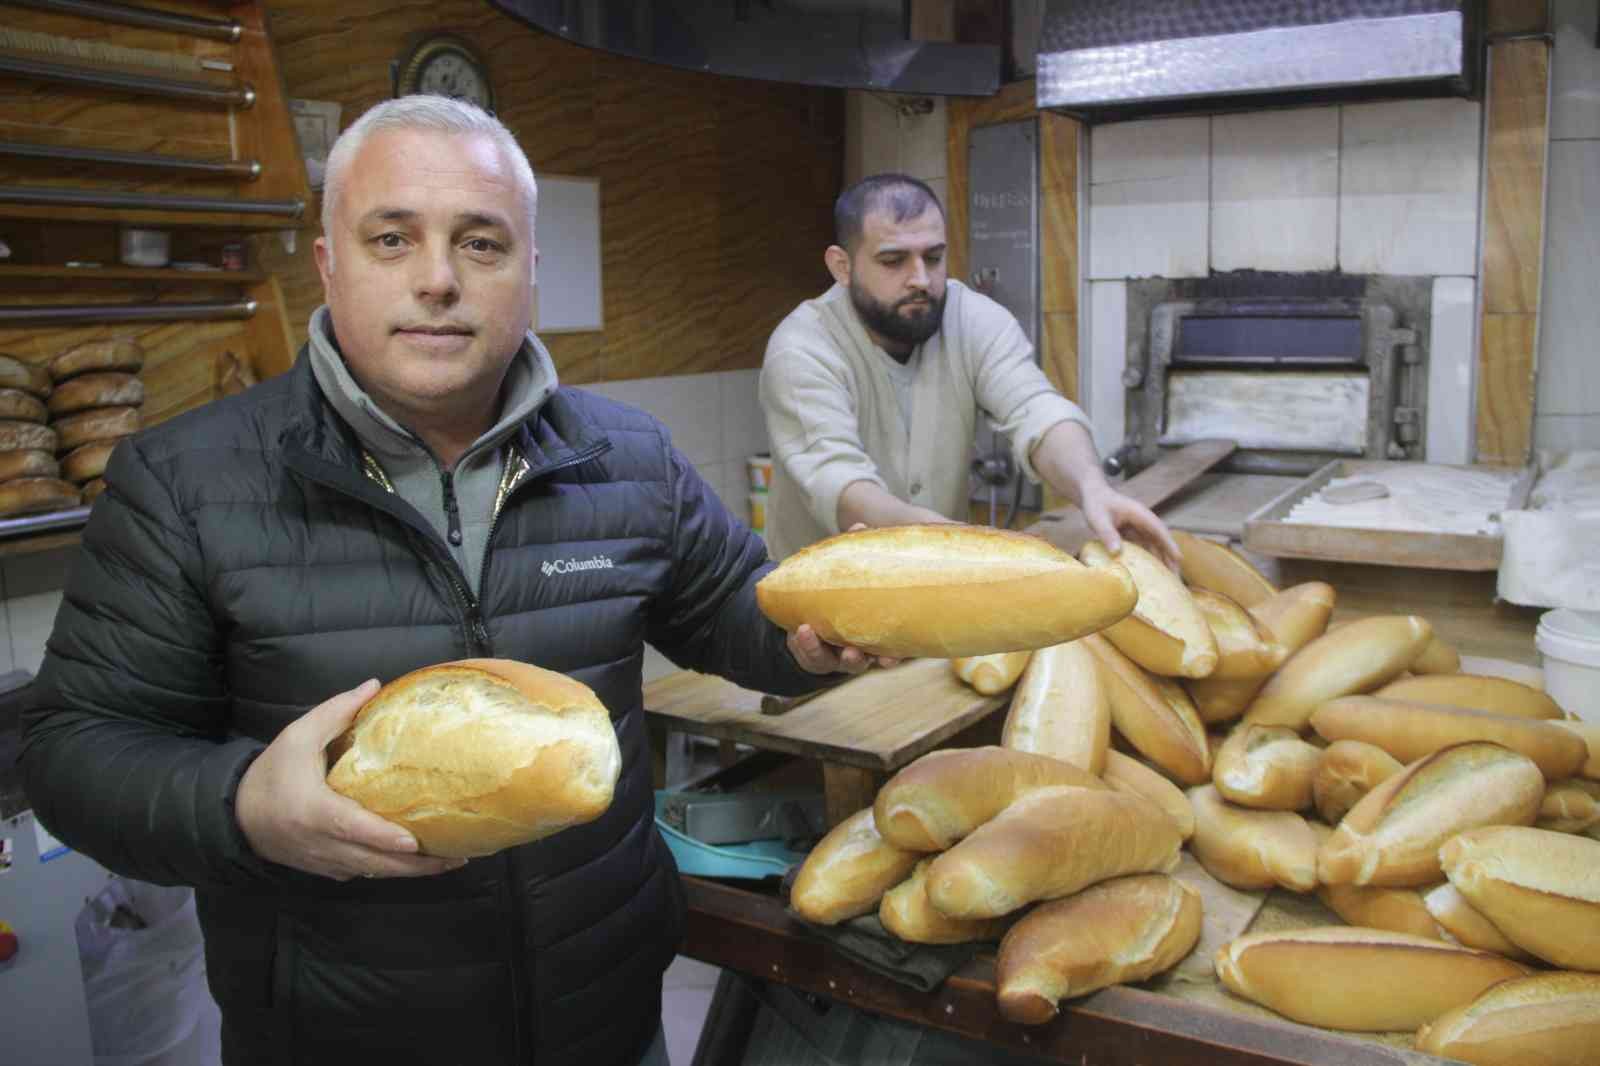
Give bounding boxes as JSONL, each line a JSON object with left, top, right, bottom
{"left": 849, "top": 280, "right": 945, "bottom": 350}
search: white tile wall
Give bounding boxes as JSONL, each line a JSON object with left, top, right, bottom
{"left": 1535, "top": 413, "right": 1600, "bottom": 451}
{"left": 1337, "top": 98, "right": 1482, "bottom": 276}
{"left": 1211, "top": 107, "right": 1340, "bottom": 272}
{"left": 1428, "top": 276, "right": 1479, "bottom": 465}
{"left": 1537, "top": 138, "right": 1600, "bottom": 421}
{"left": 0, "top": 548, "right": 77, "bottom": 676}
{"left": 1086, "top": 280, "right": 1129, "bottom": 455}
{"left": 1551, "top": 0, "right": 1600, "bottom": 141}
{"left": 1088, "top": 116, "right": 1210, "bottom": 279}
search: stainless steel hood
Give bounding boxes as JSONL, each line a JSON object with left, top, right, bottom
{"left": 1037, "top": 0, "right": 1479, "bottom": 118}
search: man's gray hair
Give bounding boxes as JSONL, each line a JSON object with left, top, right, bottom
{"left": 320, "top": 94, "right": 538, "bottom": 268}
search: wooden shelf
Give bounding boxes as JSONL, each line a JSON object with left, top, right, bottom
{"left": 0, "top": 264, "right": 266, "bottom": 285}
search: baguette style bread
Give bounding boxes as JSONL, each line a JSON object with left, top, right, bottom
{"left": 53, "top": 405, "right": 140, "bottom": 452}
{"left": 1191, "top": 589, "right": 1287, "bottom": 680}
{"left": 1188, "top": 784, "right": 1318, "bottom": 892}
{"left": 951, "top": 651, "right": 1033, "bottom": 696}
{"left": 1539, "top": 778, "right": 1600, "bottom": 834}
{"left": 1441, "top": 826, "right": 1600, "bottom": 971}
{"left": 1409, "top": 636, "right": 1462, "bottom": 675}
{"left": 1310, "top": 696, "right": 1588, "bottom": 780}
{"left": 1214, "top": 927, "right": 1529, "bottom": 1032}
{"left": 60, "top": 438, "right": 121, "bottom": 484}
{"left": 1001, "top": 639, "right": 1109, "bottom": 774}
{"left": 1422, "top": 883, "right": 1538, "bottom": 962}
{"left": 1312, "top": 739, "right": 1404, "bottom": 825}
{"left": 755, "top": 525, "right": 1138, "bottom": 658}
{"left": 1416, "top": 971, "right": 1600, "bottom": 1066}
{"left": 1171, "top": 530, "right": 1277, "bottom": 609}
{"left": 0, "top": 476, "right": 80, "bottom": 517}
{"left": 48, "top": 337, "right": 144, "bottom": 382}
{"left": 1315, "top": 883, "right": 1445, "bottom": 940}
{"left": 45, "top": 371, "right": 144, "bottom": 417}
{"left": 325, "top": 659, "right": 620, "bottom": 858}
{"left": 878, "top": 858, "right": 1009, "bottom": 944}
{"left": 872, "top": 746, "right": 1107, "bottom": 851}
{"left": 1101, "top": 750, "right": 1195, "bottom": 840}
{"left": 1084, "top": 633, "right": 1211, "bottom": 786}
{"left": 1081, "top": 540, "right": 1218, "bottom": 678}
{"left": 995, "top": 874, "right": 1202, "bottom": 1024}
{"left": 0, "top": 388, "right": 47, "bottom": 423}
{"left": 1186, "top": 581, "right": 1336, "bottom": 724}
{"left": 1318, "top": 743, "right": 1544, "bottom": 888}
{"left": 1241, "top": 614, "right": 1432, "bottom": 731}
{"left": 0, "top": 352, "right": 51, "bottom": 397}
{"left": 791, "top": 807, "right": 921, "bottom": 926}
{"left": 1553, "top": 720, "right": 1600, "bottom": 780}
{"left": 924, "top": 785, "right": 1181, "bottom": 919}
{"left": 0, "top": 448, "right": 59, "bottom": 483}
{"left": 1212, "top": 724, "right": 1320, "bottom": 811}
{"left": 1375, "top": 673, "right": 1565, "bottom": 720}
{"left": 0, "top": 419, "right": 57, "bottom": 453}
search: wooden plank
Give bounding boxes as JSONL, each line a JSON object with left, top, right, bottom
{"left": 1158, "top": 473, "right": 1304, "bottom": 540}
{"left": 680, "top": 877, "right": 1440, "bottom": 1066}
{"left": 1038, "top": 111, "right": 1078, "bottom": 317}
{"left": 1476, "top": 312, "right": 1539, "bottom": 467}
{"left": 1483, "top": 39, "right": 1550, "bottom": 314}
{"left": 821, "top": 764, "right": 884, "bottom": 829}
{"left": 643, "top": 657, "right": 1006, "bottom": 772}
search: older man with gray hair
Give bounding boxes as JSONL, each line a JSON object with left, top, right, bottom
{"left": 21, "top": 95, "right": 875, "bottom": 1066}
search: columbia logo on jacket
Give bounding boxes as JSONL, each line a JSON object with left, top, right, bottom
{"left": 541, "top": 554, "right": 616, "bottom": 577}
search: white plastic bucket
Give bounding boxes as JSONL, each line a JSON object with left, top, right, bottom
{"left": 1536, "top": 608, "right": 1600, "bottom": 724}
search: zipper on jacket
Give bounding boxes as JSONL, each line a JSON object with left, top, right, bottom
{"left": 440, "top": 469, "right": 464, "bottom": 547}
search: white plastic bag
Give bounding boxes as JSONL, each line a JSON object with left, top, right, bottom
{"left": 75, "top": 878, "right": 222, "bottom": 1066}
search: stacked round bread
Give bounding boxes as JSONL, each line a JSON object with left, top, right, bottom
{"left": 44, "top": 338, "right": 146, "bottom": 506}
{"left": 0, "top": 351, "right": 76, "bottom": 518}
{"left": 781, "top": 529, "right": 1600, "bottom": 1057}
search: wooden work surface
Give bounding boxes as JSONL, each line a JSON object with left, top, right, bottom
{"left": 682, "top": 876, "right": 1445, "bottom": 1066}
{"left": 643, "top": 657, "right": 1005, "bottom": 773}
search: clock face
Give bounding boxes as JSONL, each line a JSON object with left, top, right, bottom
{"left": 399, "top": 38, "right": 494, "bottom": 112}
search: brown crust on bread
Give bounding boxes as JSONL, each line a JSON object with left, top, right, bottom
{"left": 46, "top": 372, "right": 144, "bottom": 417}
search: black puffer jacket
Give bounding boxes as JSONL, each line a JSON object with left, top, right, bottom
{"left": 20, "top": 353, "right": 820, "bottom": 1066}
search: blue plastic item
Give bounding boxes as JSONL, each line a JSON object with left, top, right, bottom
{"left": 653, "top": 791, "right": 807, "bottom": 880}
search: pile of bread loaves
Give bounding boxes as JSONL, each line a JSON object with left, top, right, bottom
{"left": 0, "top": 339, "right": 144, "bottom": 517}
{"left": 763, "top": 524, "right": 1599, "bottom": 1063}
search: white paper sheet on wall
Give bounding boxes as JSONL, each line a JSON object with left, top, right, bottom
{"left": 533, "top": 175, "right": 603, "bottom": 333}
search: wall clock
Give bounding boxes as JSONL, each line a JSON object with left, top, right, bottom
{"left": 394, "top": 34, "right": 495, "bottom": 113}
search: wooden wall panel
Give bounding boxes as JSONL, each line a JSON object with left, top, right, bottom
{"left": 257, "top": 0, "right": 844, "bottom": 384}
{"left": 1476, "top": 37, "right": 1550, "bottom": 465}
{"left": 1039, "top": 112, "right": 1079, "bottom": 319}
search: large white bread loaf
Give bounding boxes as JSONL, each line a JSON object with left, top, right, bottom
{"left": 872, "top": 746, "right": 1107, "bottom": 852}
{"left": 1081, "top": 540, "right": 1218, "bottom": 678}
{"left": 1312, "top": 739, "right": 1404, "bottom": 825}
{"left": 1170, "top": 530, "right": 1276, "bottom": 609}
{"left": 1318, "top": 743, "right": 1544, "bottom": 888}
{"left": 1000, "top": 639, "right": 1109, "bottom": 774}
{"left": 1241, "top": 614, "right": 1433, "bottom": 731}
{"left": 877, "top": 858, "right": 1009, "bottom": 944}
{"left": 1215, "top": 927, "right": 1530, "bottom": 1031}
{"left": 755, "top": 524, "right": 1137, "bottom": 659}
{"left": 1375, "top": 673, "right": 1565, "bottom": 720}
{"left": 1188, "top": 784, "right": 1318, "bottom": 892}
{"left": 790, "top": 807, "right": 921, "bottom": 926}
{"left": 950, "top": 651, "right": 1032, "bottom": 695}
{"left": 1187, "top": 581, "right": 1336, "bottom": 724}
{"left": 1101, "top": 750, "right": 1195, "bottom": 840}
{"left": 1415, "top": 971, "right": 1600, "bottom": 1065}
{"left": 1191, "top": 589, "right": 1287, "bottom": 681}
{"left": 1422, "top": 883, "right": 1538, "bottom": 962}
{"left": 325, "top": 659, "right": 619, "bottom": 858}
{"left": 924, "top": 785, "right": 1181, "bottom": 919}
{"left": 995, "top": 874, "right": 1202, "bottom": 1025}
{"left": 1083, "top": 633, "right": 1211, "bottom": 786}
{"left": 1212, "top": 724, "right": 1320, "bottom": 811}
{"left": 1310, "top": 696, "right": 1588, "bottom": 780}
{"left": 1440, "top": 826, "right": 1600, "bottom": 971}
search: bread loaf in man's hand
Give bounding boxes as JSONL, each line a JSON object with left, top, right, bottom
{"left": 755, "top": 524, "right": 1137, "bottom": 659}
{"left": 325, "top": 659, "right": 620, "bottom": 859}
{"left": 1415, "top": 972, "right": 1600, "bottom": 1066}
{"left": 995, "top": 874, "right": 1202, "bottom": 1024}
{"left": 1214, "top": 927, "right": 1529, "bottom": 1032}
{"left": 791, "top": 807, "right": 921, "bottom": 926}
{"left": 1081, "top": 540, "right": 1218, "bottom": 678}
{"left": 872, "top": 746, "right": 1107, "bottom": 851}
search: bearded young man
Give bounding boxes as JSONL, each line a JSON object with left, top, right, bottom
{"left": 760, "top": 173, "right": 1177, "bottom": 564}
